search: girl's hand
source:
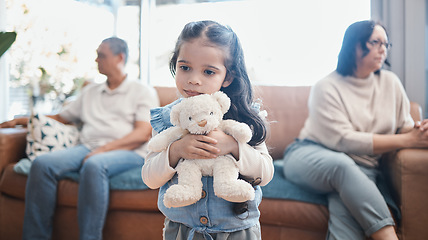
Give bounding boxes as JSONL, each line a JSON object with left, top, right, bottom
{"left": 206, "top": 129, "right": 239, "bottom": 159}
{"left": 169, "top": 133, "right": 220, "bottom": 168}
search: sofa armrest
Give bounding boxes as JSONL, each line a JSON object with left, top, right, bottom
{"left": 383, "top": 148, "right": 428, "bottom": 239}
{"left": 0, "top": 128, "right": 27, "bottom": 175}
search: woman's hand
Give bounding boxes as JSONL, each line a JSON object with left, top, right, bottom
{"left": 374, "top": 120, "right": 428, "bottom": 154}
{"left": 407, "top": 120, "right": 428, "bottom": 148}
{"left": 415, "top": 119, "right": 428, "bottom": 131}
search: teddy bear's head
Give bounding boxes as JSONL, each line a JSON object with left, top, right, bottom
{"left": 170, "top": 92, "right": 230, "bottom": 135}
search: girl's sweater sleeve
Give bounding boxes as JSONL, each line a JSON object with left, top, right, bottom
{"left": 142, "top": 103, "right": 179, "bottom": 189}
{"left": 141, "top": 133, "right": 177, "bottom": 189}
{"left": 235, "top": 141, "right": 274, "bottom": 186}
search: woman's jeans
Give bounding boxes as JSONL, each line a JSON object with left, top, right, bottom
{"left": 22, "top": 144, "right": 144, "bottom": 240}
{"left": 283, "top": 139, "right": 394, "bottom": 240}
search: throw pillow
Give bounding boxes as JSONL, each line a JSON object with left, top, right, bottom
{"left": 26, "top": 114, "right": 79, "bottom": 161}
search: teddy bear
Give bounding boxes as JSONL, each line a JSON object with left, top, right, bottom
{"left": 148, "top": 91, "right": 255, "bottom": 208}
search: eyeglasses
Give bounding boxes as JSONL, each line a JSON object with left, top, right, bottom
{"left": 367, "top": 39, "right": 392, "bottom": 50}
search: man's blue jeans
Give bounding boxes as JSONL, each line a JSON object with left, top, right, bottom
{"left": 22, "top": 144, "right": 144, "bottom": 240}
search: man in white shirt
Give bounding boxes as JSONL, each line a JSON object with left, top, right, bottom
{"left": 1, "top": 37, "right": 159, "bottom": 240}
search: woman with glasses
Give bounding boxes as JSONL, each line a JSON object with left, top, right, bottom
{"left": 282, "top": 20, "right": 428, "bottom": 240}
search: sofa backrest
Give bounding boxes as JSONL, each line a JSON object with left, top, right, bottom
{"left": 154, "top": 86, "right": 311, "bottom": 160}
{"left": 253, "top": 85, "right": 311, "bottom": 159}
{"left": 154, "top": 86, "right": 422, "bottom": 160}
{"left": 154, "top": 86, "right": 181, "bottom": 108}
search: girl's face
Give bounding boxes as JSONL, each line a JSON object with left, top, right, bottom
{"left": 355, "top": 25, "right": 388, "bottom": 78}
{"left": 175, "top": 38, "right": 232, "bottom": 98}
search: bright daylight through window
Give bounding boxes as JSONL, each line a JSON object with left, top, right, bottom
{"left": 2, "top": 0, "right": 370, "bottom": 121}
{"left": 150, "top": 0, "right": 371, "bottom": 86}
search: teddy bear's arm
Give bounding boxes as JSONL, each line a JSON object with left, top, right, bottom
{"left": 148, "top": 126, "right": 189, "bottom": 152}
{"left": 220, "top": 120, "right": 252, "bottom": 143}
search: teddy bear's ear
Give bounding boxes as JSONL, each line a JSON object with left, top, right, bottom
{"left": 170, "top": 102, "right": 182, "bottom": 126}
{"left": 213, "top": 91, "right": 231, "bottom": 114}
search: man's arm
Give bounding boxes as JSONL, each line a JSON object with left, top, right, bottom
{"left": 47, "top": 114, "right": 70, "bottom": 125}
{"left": 0, "top": 114, "right": 70, "bottom": 128}
{"left": 0, "top": 117, "right": 28, "bottom": 128}
{"left": 84, "top": 121, "right": 152, "bottom": 159}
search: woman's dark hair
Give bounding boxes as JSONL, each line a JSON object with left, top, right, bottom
{"left": 336, "top": 20, "right": 390, "bottom": 76}
{"left": 103, "top": 37, "right": 129, "bottom": 64}
{"left": 170, "top": 20, "right": 267, "bottom": 146}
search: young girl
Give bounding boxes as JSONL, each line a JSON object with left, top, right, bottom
{"left": 142, "top": 20, "right": 274, "bottom": 240}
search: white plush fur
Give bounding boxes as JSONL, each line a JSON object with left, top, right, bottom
{"left": 148, "top": 92, "right": 255, "bottom": 208}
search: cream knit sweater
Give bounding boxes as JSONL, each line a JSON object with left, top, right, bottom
{"left": 299, "top": 70, "right": 414, "bottom": 167}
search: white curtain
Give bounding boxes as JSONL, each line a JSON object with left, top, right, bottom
{"left": 371, "top": 0, "right": 426, "bottom": 117}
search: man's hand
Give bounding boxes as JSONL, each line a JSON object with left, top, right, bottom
{"left": 83, "top": 145, "right": 109, "bottom": 162}
{"left": 0, "top": 117, "right": 28, "bottom": 128}
{"left": 0, "top": 119, "right": 16, "bottom": 128}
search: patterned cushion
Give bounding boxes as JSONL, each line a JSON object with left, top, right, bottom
{"left": 26, "top": 114, "right": 79, "bottom": 161}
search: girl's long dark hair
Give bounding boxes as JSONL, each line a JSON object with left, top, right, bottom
{"left": 170, "top": 20, "right": 267, "bottom": 146}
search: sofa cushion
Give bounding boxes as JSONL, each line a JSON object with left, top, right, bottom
{"left": 11, "top": 158, "right": 399, "bottom": 219}
{"left": 268, "top": 160, "right": 401, "bottom": 220}
{"left": 13, "top": 158, "right": 149, "bottom": 190}
{"left": 13, "top": 159, "right": 326, "bottom": 204}
{"left": 1, "top": 164, "right": 159, "bottom": 211}
{"left": 11, "top": 159, "right": 325, "bottom": 205}
{"left": 61, "top": 166, "right": 149, "bottom": 190}
{"left": 261, "top": 161, "right": 327, "bottom": 205}
{"left": 26, "top": 114, "right": 79, "bottom": 161}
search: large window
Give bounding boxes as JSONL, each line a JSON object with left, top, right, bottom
{"left": 150, "top": 0, "right": 371, "bottom": 86}
{"left": 3, "top": 0, "right": 140, "bottom": 119}
{"left": 2, "top": 0, "right": 370, "bottom": 121}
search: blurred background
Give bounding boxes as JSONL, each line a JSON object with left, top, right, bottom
{"left": 1, "top": 0, "right": 426, "bottom": 120}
